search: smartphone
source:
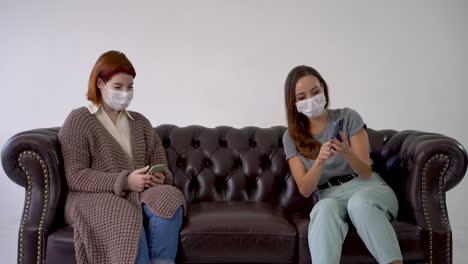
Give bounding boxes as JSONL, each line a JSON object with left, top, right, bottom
{"left": 147, "top": 164, "right": 166, "bottom": 174}
{"left": 332, "top": 118, "right": 344, "bottom": 141}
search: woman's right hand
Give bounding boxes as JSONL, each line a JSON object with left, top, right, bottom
{"left": 316, "top": 141, "right": 335, "bottom": 165}
{"left": 125, "top": 167, "right": 151, "bottom": 192}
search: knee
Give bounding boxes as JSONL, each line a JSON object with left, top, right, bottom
{"left": 174, "top": 206, "right": 183, "bottom": 217}
{"left": 163, "top": 206, "right": 184, "bottom": 229}
{"left": 173, "top": 206, "right": 184, "bottom": 224}
{"left": 347, "top": 194, "right": 375, "bottom": 217}
{"left": 310, "top": 198, "right": 342, "bottom": 220}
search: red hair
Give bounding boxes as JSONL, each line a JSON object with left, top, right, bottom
{"left": 87, "top": 51, "right": 136, "bottom": 105}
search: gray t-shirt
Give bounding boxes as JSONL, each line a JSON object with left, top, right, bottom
{"left": 282, "top": 108, "right": 367, "bottom": 185}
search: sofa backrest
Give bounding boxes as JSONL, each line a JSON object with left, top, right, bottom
{"left": 155, "top": 124, "right": 315, "bottom": 213}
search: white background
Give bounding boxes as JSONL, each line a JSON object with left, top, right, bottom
{"left": 1, "top": 0, "right": 467, "bottom": 262}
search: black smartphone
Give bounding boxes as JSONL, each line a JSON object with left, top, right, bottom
{"left": 333, "top": 118, "right": 344, "bottom": 141}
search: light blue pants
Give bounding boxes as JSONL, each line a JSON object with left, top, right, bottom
{"left": 308, "top": 172, "right": 402, "bottom": 264}
{"left": 135, "top": 204, "right": 183, "bottom": 264}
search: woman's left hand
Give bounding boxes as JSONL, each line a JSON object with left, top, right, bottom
{"left": 146, "top": 172, "right": 165, "bottom": 188}
{"left": 330, "top": 130, "right": 352, "bottom": 155}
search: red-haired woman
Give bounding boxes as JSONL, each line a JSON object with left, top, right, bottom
{"left": 282, "top": 65, "right": 402, "bottom": 264}
{"left": 59, "top": 50, "right": 185, "bottom": 264}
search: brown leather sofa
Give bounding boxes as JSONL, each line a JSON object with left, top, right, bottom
{"left": 2, "top": 125, "right": 467, "bottom": 264}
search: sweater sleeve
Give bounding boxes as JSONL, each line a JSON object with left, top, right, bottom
{"left": 147, "top": 128, "right": 174, "bottom": 185}
{"left": 145, "top": 118, "right": 174, "bottom": 185}
{"left": 58, "top": 109, "right": 131, "bottom": 196}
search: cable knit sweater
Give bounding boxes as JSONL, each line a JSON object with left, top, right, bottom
{"left": 58, "top": 107, "right": 186, "bottom": 264}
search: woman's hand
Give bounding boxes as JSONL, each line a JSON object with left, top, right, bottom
{"left": 147, "top": 172, "right": 165, "bottom": 187}
{"left": 125, "top": 167, "right": 151, "bottom": 192}
{"left": 316, "top": 141, "right": 336, "bottom": 165}
{"left": 330, "top": 130, "right": 352, "bottom": 155}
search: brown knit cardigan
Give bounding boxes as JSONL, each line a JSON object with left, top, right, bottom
{"left": 58, "top": 107, "right": 186, "bottom": 264}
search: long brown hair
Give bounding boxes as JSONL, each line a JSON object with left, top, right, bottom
{"left": 284, "top": 65, "right": 330, "bottom": 159}
{"left": 87, "top": 50, "right": 136, "bottom": 105}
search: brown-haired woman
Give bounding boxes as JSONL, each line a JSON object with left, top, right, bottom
{"left": 59, "top": 50, "right": 186, "bottom": 264}
{"left": 282, "top": 65, "right": 403, "bottom": 264}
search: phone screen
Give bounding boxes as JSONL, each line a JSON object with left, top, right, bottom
{"left": 148, "top": 164, "right": 166, "bottom": 174}
{"left": 333, "top": 119, "right": 344, "bottom": 141}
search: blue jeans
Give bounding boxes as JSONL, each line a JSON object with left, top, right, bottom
{"left": 135, "top": 204, "right": 183, "bottom": 264}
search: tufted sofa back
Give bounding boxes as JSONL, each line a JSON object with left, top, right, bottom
{"left": 155, "top": 125, "right": 317, "bottom": 213}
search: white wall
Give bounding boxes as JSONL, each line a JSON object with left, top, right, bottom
{"left": 1, "top": 0, "right": 467, "bottom": 262}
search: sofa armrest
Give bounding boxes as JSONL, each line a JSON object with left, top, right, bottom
{"left": 1, "top": 128, "right": 65, "bottom": 264}
{"left": 381, "top": 130, "right": 467, "bottom": 234}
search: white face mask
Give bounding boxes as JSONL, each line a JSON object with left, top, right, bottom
{"left": 101, "top": 82, "right": 133, "bottom": 111}
{"left": 295, "top": 92, "right": 326, "bottom": 118}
